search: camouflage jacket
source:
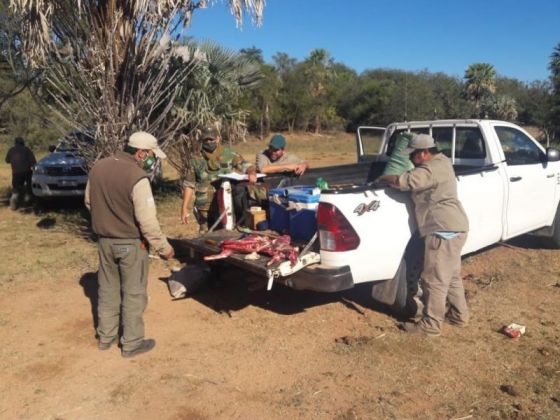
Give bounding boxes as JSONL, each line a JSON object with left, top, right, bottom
{"left": 182, "top": 145, "right": 252, "bottom": 207}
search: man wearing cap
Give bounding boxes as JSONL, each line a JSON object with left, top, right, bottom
{"left": 376, "top": 133, "right": 469, "bottom": 337}
{"left": 85, "top": 131, "right": 175, "bottom": 358}
{"left": 5, "top": 137, "right": 36, "bottom": 210}
{"left": 181, "top": 125, "right": 259, "bottom": 232}
{"left": 256, "top": 134, "right": 309, "bottom": 175}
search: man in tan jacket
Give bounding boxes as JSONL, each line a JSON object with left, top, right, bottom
{"left": 377, "top": 134, "right": 469, "bottom": 336}
{"left": 85, "top": 132, "right": 174, "bottom": 357}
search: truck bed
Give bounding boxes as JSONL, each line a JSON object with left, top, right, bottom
{"left": 175, "top": 161, "right": 384, "bottom": 273}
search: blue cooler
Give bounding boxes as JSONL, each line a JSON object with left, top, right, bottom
{"left": 289, "top": 209, "right": 317, "bottom": 241}
{"left": 268, "top": 188, "right": 290, "bottom": 234}
{"left": 287, "top": 187, "right": 320, "bottom": 241}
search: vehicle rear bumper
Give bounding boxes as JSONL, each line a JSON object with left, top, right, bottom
{"left": 172, "top": 235, "right": 355, "bottom": 293}
{"left": 275, "top": 264, "right": 354, "bottom": 292}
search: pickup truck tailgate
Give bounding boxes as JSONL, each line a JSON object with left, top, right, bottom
{"left": 173, "top": 231, "right": 351, "bottom": 291}
{"left": 175, "top": 231, "right": 275, "bottom": 277}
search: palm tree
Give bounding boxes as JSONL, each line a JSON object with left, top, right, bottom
{"left": 463, "top": 63, "right": 497, "bottom": 118}
{"left": 549, "top": 43, "right": 560, "bottom": 142}
{"left": 304, "top": 48, "right": 335, "bottom": 133}
{"left": 549, "top": 43, "right": 560, "bottom": 89}
{"left": 8, "top": 0, "right": 265, "bottom": 167}
{"left": 167, "top": 41, "right": 261, "bottom": 181}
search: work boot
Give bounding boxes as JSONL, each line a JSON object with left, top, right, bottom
{"left": 398, "top": 321, "right": 440, "bottom": 337}
{"left": 9, "top": 193, "right": 19, "bottom": 210}
{"left": 98, "top": 336, "right": 118, "bottom": 351}
{"left": 445, "top": 308, "right": 468, "bottom": 328}
{"left": 121, "top": 339, "right": 156, "bottom": 358}
{"left": 445, "top": 316, "right": 468, "bottom": 328}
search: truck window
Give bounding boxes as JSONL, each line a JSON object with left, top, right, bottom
{"left": 361, "top": 130, "right": 384, "bottom": 155}
{"left": 432, "top": 127, "right": 453, "bottom": 157}
{"left": 495, "top": 126, "right": 544, "bottom": 165}
{"left": 455, "top": 127, "right": 486, "bottom": 159}
{"left": 386, "top": 128, "right": 408, "bottom": 156}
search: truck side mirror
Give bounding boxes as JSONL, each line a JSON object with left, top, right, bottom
{"left": 546, "top": 148, "right": 560, "bottom": 162}
{"left": 48, "top": 145, "right": 56, "bottom": 153}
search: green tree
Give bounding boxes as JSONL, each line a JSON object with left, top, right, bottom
{"left": 487, "top": 95, "right": 518, "bottom": 121}
{"left": 549, "top": 42, "right": 560, "bottom": 141}
{"left": 167, "top": 41, "right": 261, "bottom": 179}
{"left": 273, "top": 52, "right": 305, "bottom": 132}
{"left": 239, "top": 47, "right": 280, "bottom": 138}
{"left": 302, "top": 48, "right": 335, "bottom": 133}
{"left": 463, "top": 63, "right": 497, "bottom": 118}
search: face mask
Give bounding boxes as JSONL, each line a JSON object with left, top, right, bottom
{"left": 139, "top": 152, "right": 157, "bottom": 172}
{"left": 202, "top": 142, "right": 218, "bottom": 152}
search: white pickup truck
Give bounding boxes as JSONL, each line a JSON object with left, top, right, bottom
{"left": 178, "top": 119, "right": 560, "bottom": 314}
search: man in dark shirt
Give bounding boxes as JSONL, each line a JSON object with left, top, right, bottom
{"left": 5, "top": 137, "right": 36, "bottom": 210}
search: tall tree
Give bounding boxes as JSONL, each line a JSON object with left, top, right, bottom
{"left": 549, "top": 42, "right": 560, "bottom": 142}
{"left": 240, "top": 47, "right": 280, "bottom": 138}
{"left": 463, "top": 63, "right": 497, "bottom": 118}
{"left": 273, "top": 52, "right": 302, "bottom": 132}
{"left": 303, "top": 48, "right": 335, "bottom": 133}
{"left": 9, "top": 0, "right": 265, "bottom": 167}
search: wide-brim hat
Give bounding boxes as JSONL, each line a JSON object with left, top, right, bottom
{"left": 128, "top": 131, "right": 167, "bottom": 159}
{"left": 402, "top": 133, "right": 437, "bottom": 155}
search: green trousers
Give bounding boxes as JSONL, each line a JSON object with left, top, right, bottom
{"left": 97, "top": 237, "right": 149, "bottom": 351}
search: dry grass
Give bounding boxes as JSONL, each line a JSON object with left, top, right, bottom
{"left": 1, "top": 132, "right": 559, "bottom": 419}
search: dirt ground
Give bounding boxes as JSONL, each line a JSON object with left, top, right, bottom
{"left": 1, "top": 137, "right": 559, "bottom": 419}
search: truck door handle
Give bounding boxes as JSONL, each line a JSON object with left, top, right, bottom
{"left": 509, "top": 176, "right": 522, "bottom": 182}
{"left": 546, "top": 174, "right": 555, "bottom": 178}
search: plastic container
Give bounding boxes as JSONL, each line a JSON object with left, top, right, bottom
{"left": 288, "top": 191, "right": 320, "bottom": 210}
{"left": 268, "top": 188, "right": 290, "bottom": 233}
{"left": 289, "top": 208, "right": 317, "bottom": 241}
{"left": 269, "top": 186, "right": 320, "bottom": 239}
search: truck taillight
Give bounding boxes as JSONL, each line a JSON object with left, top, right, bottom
{"left": 317, "top": 203, "right": 360, "bottom": 251}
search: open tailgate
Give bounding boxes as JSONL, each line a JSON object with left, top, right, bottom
{"left": 173, "top": 231, "right": 320, "bottom": 290}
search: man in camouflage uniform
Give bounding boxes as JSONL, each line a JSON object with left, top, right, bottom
{"left": 181, "top": 126, "right": 260, "bottom": 232}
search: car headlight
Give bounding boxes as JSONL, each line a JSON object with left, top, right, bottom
{"left": 34, "top": 165, "right": 47, "bottom": 175}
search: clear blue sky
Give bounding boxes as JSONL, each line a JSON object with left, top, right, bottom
{"left": 185, "top": 0, "right": 560, "bottom": 82}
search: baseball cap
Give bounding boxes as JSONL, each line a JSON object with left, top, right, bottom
{"left": 201, "top": 125, "right": 220, "bottom": 140}
{"left": 128, "top": 131, "right": 167, "bottom": 159}
{"left": 269, "top": 134, "right": 286, "bottom": 150}
{"left": 402, "top": 133, "right": 437, "bottom": 155}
